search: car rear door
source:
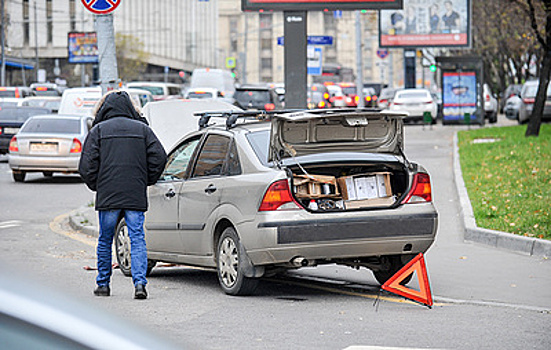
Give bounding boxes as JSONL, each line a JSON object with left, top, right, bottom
{"left": 178, "top": 133, "right": 232, "bottom": 255}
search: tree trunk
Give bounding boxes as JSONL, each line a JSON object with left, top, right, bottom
{"left": 526, "top": 50, "right": 550, "bottom": 137}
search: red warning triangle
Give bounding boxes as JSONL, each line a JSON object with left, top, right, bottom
{"left": 381, "top": 253, "right": 433, "bottom": 307}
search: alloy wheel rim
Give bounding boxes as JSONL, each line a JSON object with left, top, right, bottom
{"left": 117, "top": 224, "right": 131, "bottom": 270}
{"left": 219, "top": 237, "right": 238, "bottom": 288}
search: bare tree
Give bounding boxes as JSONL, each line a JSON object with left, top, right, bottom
{"left": 512, "top": 0, "right": 551, "bottom": 136}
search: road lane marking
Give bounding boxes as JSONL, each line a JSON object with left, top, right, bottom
{"left": 0, "top": 220, "right": 24, "bottom": 229}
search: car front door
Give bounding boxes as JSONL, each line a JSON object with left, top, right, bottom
{"left": 145, "top": 136, "right": 201, "bottom": 254}
{"left": 178, "top": 133, "right": 232, "bottom": 255}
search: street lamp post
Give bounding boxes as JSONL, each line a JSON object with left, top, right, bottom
{"left": 1, "top": 0, "right": 6, "bottom": 86}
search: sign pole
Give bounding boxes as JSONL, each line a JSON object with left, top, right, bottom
{"left": 284, "top": 11, "right": 307, "bottom": 109}
{"left": 95, "top": 14, "right": 119, "bottom": 95}
{"left": 355, "top": 10, "right": 364, "bottom": 108}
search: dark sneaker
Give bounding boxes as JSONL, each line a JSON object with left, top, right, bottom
{"left": 94, "top": 285, "right": 110, "bottom": 296}
{"left": 134, "top": 284, "right": 147, "bottom": 300}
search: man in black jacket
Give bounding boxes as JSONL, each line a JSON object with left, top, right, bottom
{"left": 79, "top": 91, "right": 167, "bottom": 300}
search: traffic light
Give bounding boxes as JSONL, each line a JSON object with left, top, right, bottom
{"left": 429, "top": 64, "right": 437, "bottom": 73}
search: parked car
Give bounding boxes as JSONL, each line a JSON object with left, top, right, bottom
{"left": 114, "top": 108, "right": 438, "bottom": 296}
{"left": 8, "top": 114, "right": 92, "bottom": 182}
{"left": 504, "top": 94, "right": 522, "bottom": 120}
{"left": 483, "top": 84, "right": 498, "bottom": 123}
{"left": 388, "top": 88, "right": 438, "bottom": 123}
{"left": 126, "top": 82, "right": 182, "bottom": 101}
{"left": 377, "top": 88, "right": 398, "bottom": 109}
{"left": 431, "top": 91, "right": 444, "bottom": 121}
{"left": 517, "top": 80, "right": 551, "bottom": 124}
{"left": 499, "top": 84, "right": 522, "bottom": 113}
{"left": 0, "top": 86, "right": 34, "bottom": 98}
{"left": 0, "top": 106, "right": 52, "bottom": 155}
{"left": 233, "top": 85, "right": 282, "bottom": 111}
{"left": 0, "top": 267, "right": 182, "bottom": 350}
{"left": 58, "top": 87, "right": 153, "bottom": 116}
{"left": 185, "top": 87, "right": 224, "bottom": 100}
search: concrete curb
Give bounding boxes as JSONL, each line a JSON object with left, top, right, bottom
{"left": 68, "top": 206, "right": 99, "bottom": 238}
{"left": 453, "top": 132, "right": 551, "bottom": 257}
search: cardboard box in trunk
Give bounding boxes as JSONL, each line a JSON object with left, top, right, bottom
{"left": 293, "top": 174, "right": 340, "bottom": 198}
{"left": 337, "top": 172, "right": 393, "bottom": 205}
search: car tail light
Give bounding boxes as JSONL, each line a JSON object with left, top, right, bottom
{"left": 379, "top": 99, "right": 388, "bottom": 104}
{"left": 70, "top": 138, "right": 82, "bottom": 153}
{"left": 259, "top": 179, "right": 300, "bottom": 211}
{"left": 365, "top": 95, "right": 372, "bottom": 102}
{"left": 485, "top": 94, "right": 490, "bottom": 102}
{"left": 318, "top": 101, "right": 326, "bottom": 108}
{"left": 402, "top": 173, "right": 432, "bottom": 204}
{"left": 425, "top": 100, "right": 434, "bottom": 104}
{"left": 9, "top": 136, "right": 18, "bottom": 153}
{"left": 264, "top": 103, "right": 275, "bottom": 111}
{"left": 523, "top": 98, "right": 535, "bottom": 104}
{"left": 323, "top": 92, "right": 330, "bottom": 99}
{"left": 354, "top": 95, "right": 360, "bottom": 103}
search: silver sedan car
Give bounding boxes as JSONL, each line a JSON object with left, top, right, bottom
{"left": 8, "top": 114, "right": 92, "bottom": 182}
{"left": 115, "top": 109, "right": 438, "bottom": 295}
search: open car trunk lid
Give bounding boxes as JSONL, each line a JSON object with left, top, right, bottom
{"left": 269, "top": 110, "right": 407, "bottom": 163}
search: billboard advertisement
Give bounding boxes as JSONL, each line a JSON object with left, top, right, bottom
{"left": 242, "top": 0, "right": 403, "bottom": 11}
{"left": 442, "top": 71, "right": 477, "bottom": 122}
{"left": 68, "top": 32, "right": 98, "bottom": 64}
{"left": 379, "top": 0, "right": 470, "bottom": 48}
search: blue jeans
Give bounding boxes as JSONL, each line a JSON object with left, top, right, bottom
{"left": 96, "top": 210, "right": 147, "bottom": 287}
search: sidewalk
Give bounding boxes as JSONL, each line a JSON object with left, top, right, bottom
{"left": 67, "top": 130, "right": 551, "bottom": 258}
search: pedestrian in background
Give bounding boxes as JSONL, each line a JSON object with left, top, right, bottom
{"left": 79, "top": 90, "right": 167, "bottom": 300}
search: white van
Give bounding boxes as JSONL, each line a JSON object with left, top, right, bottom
{"left": 190, "top": 68, "right": 236, "bottom": 99}
{"left": 58, "top": 87, "right": 154, "bottom": 116}
{"left": 126, "top": 82, "right": 182, "bottom": 101}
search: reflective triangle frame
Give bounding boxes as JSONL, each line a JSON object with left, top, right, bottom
{"left": 381, "top": 253, "right": 433, "bottom": 307}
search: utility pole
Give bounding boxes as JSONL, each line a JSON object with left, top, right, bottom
{"left": 355, "top": 11, "right": 364, "bottom": 108}
{"left": 34, "top": 0, "right": 39, "bottom": 82}
{"left": 1, "top": 0, "right": 6, "bottom": 86}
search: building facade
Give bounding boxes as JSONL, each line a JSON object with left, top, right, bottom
{"left": 3, "top": 0, "right": 218, "bottom": 86}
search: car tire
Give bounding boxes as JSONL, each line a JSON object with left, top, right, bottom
{"left": 12, "top": 171, "right": 26, "bottom": 182}
{"left": 216, "top": 227, "right": 259, "bottom": 296}
{"left": 43, "top": 171, "right": 53, "bottom": 177}
{"left": 489, "top": 112, "right": 498, "bottom": 124}
{"left": 114, "top": 218, "right": 156, "bottom": 278}
{"left": 373, "top": 255, "right": 414, "bottom": 286}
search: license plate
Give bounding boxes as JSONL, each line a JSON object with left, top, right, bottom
{"left": 3, "top": 127, "right": 19, "bottom": 134}
{"left": 30, "top": 142, "right": 58, "bottom": 153}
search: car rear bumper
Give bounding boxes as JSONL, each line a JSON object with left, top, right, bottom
{"left": 8, "top": 154, "right": 80, "bottom": 172}
{"left": 240, "top": 203, "right": 438, "bottom": 266}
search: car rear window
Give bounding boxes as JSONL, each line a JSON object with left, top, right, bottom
{"left": 130, "top": 86, "right": 164, "bottom": 96}
{"left": 0, "top": 108, "right": 49, "bottom": 121}
{"left": 397, "top": 91, "right": 430, "bottom": 99}
{"left": 246, "top": 130, "right": 270, "bottom": 165}
{"left": 523, "top": 84, "right": 551, "bottom": 98}
{"left": 187, "top": 91, "right": 213, "bottom": 99}
{"left": 234, "top": 90, "right": 272, "bottom": 108}
{"left": 0, "top": 90, "right": 16, "bottom": 98}
{"left": 340, "top": 86, "right": 356, "bottom": 95}
{"left": 21, "top": 118, "right": 81, "bottom": 133}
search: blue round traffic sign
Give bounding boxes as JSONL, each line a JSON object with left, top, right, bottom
{"left": 81, "top": 0, "right": 121, "bottom": 15}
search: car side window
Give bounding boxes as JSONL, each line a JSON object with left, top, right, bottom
{"left": 191, "top": 134, "right": 231, "bottom": 178}
{"left": 162, "top": 137, "right": 201, "bottom": 180}
{"left": 226, "top": 141, "right": 242, "bottom": 176}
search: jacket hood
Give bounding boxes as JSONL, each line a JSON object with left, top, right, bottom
{"left": 93, "top": 90, "right": 149, "bottom": 126}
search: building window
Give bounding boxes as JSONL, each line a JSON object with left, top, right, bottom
{"left": 261, "top": 57, "right": 272, "bottom": 70}
{"left": 69, "top": 0, "right": 76, "bottom": 31}
{"left": 46, "top": 0, "right": 53, "bottom": 44}
{"left": 23, "top": 0, "right": 30, "bottom": 45}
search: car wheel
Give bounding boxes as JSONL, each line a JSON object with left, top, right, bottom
{"left": 114, "top": 218, "right": 156, "bottom": 278}
{"left": 43, "top": 171, "right": 53, "bottom": 177}
{"left": 216, "top": 227, "right": 259, "bottom": 296}
{"left": 12, "top": 171, "right": 26, "bottom": 182}
{"left": 373, "top": 255, "right": 414, "bottom": 286}
{"left": 490, "top": 112, "right": 498, "bottom": 124}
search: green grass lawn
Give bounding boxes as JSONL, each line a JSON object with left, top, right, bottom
{"left": 457, "top": 124, "right": 550, "bottom": 240}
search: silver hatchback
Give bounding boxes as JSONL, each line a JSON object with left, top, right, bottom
{"left": 115, "top": 109, "right": 438, "bottom": 295}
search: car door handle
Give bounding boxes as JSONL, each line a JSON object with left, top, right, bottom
{"left": 165, "top": 189, "right": 176, "bottom": 198}
{"left": 204, "top": 184, "right": 217, "bottom": 194}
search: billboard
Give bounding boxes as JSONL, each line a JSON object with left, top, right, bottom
{"left": 379, "top": 0, "right": 470, "bottom": 48}
{"left": 68, "top": 32, "right": 98, "bottom": 64}
{"left": 442, "top": 71, "right": 477, "bottom": 122}
{"left": 242, "top": 0, "right": 403, "bottom": 11}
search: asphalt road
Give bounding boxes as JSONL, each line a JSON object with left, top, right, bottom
{"left": 0, "top": 115, "right": 550, "bottom": 350}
